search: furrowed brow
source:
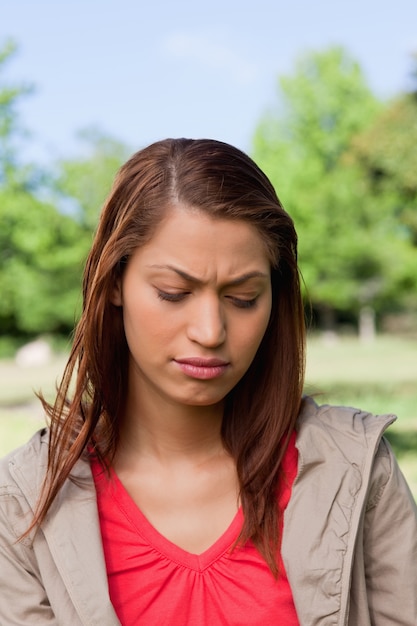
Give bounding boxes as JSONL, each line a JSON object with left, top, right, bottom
{"left": 148, "top": 265, "right": 268, "bottom": 286}
{"left": 226, "top": 271, "right": 269, "bottom": 286}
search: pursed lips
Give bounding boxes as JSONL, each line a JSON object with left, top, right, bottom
{"left": 173, "top": 357, "right": 230, "bottom": 379}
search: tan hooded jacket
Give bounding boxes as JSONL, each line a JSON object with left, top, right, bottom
{"left": 0, "top": 398, "right": 416, "bottom": 625}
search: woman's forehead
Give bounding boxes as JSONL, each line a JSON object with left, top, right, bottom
{"left": 126, "top": 204, "right": 272, "bottom": 279}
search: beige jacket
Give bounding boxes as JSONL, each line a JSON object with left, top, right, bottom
{"left": 0, "top": 398, "right": 416, "bottom": 625}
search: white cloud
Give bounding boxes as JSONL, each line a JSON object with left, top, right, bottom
{"left": 162, "top": 32, "right": 258, "bottom": 86}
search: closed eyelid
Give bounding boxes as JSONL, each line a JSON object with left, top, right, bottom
{"left": 226, "top": 293, "right": 258, "bottom": 299}
{"left": 156, "top": 289, "right": 189, "bottom": 302}
{"left": 227, "top": 295, "right": 259, "bottom": 309}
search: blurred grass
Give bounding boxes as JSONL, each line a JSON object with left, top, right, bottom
{"left": 0, "top": 335, "right": 416, "bottom": 498}
{"left": 0, "top": 354, "right": 67, "bottom": 455}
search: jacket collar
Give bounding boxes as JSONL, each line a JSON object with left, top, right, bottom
{"left": 282, "top": 397, "right": 396, "bottom": 625}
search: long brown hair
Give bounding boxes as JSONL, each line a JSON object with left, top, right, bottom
{"left": 36, "top": 138, "right": 305, "bottom": 574}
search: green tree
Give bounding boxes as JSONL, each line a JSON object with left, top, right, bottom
{"left": 0, "top": 41, "right": 85, "bottom": 338}
{"left": 252, "top": 47, "right": 404, "bottom": 331}
{"left": 0, "top": 130, "right": 130, "bottom": 337}
{"left": 350, "top": 93, "right": 417, "bottom": 245}
{"left": 0, "top": 40, "right": 132, "bottom": 339}
{"left": 346, "top": 59, "right": 417, "bottom": 315}
{"left": 0, "top": 188, "right": 85, "bottom": 334}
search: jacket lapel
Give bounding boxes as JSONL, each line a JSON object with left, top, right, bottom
{"left": 10, "top": 430, "right": 121, "bottom": 626}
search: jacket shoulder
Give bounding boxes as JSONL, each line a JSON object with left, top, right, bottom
{"left": 0, "top": 429, "right": 49, "bottom": 503}
{"left": 298, "top": 395, "right": 396, "bottom": 441}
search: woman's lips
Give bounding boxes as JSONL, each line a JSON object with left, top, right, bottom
{"left": 174, "top": 357, "right": 230, "bottom": 380}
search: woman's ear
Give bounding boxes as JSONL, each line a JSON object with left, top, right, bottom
{"left": 111, "top": 279, "right": 123, "bottom": 306}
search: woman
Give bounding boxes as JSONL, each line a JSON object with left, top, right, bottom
{"left": 0, "top": 138, "right": 416, "bottom": 625}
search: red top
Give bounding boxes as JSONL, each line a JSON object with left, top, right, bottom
{"left": 92, "top": 432, "right": 299, "bottom": 625}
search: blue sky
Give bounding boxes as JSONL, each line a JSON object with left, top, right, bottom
{"left": 2, "top": 0, "right": 417, "bottom": 164}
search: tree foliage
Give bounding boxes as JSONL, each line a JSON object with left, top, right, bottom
{"left": 350, "top": 93, "right": 417, "bottom": 246}
{"left": 0, "top": 189, "right": 85, "bottom": 334}
{"left": 0, "top": 42, "right": 128, "bottom": 339}
{"left": 346, "top": 62, "right": 417, "bottom": 311}
{"left": 253, "top": 47, "right": 416, "bottom": 327}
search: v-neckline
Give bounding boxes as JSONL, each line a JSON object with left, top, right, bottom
{"left": 107, "top": 466, "right": 244, "bottom": 572}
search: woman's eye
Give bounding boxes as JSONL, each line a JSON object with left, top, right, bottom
{"left": 228, "top": 296, "right": 258, "bottom": 309}
{"left": 156, "top": 290, "right": 188, "bottom": 303}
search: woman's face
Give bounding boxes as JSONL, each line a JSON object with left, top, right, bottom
{"left": 113, "top": 204, "right": 272, "bottom": 411}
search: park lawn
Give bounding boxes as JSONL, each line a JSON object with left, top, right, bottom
{"left": 0, "top": 335, "right": 416, "bottom": 498}
{"left": 0, "top": 354, "right": 67, "bottom": 456}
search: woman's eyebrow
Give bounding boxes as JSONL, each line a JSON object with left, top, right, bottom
{"left": 147, "top": 264, "right": 269, "bottom": 286}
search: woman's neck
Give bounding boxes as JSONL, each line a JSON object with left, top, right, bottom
{"left": 116, "top": 390, "right": 225, "bottom": 466}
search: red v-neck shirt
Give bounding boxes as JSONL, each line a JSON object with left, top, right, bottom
{"left": 92, "top": 432, "right": 299, "bottom": 625}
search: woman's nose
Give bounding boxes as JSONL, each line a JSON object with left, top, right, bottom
{"left": 187, "top": 296, "right": 226, "bottom": 347}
